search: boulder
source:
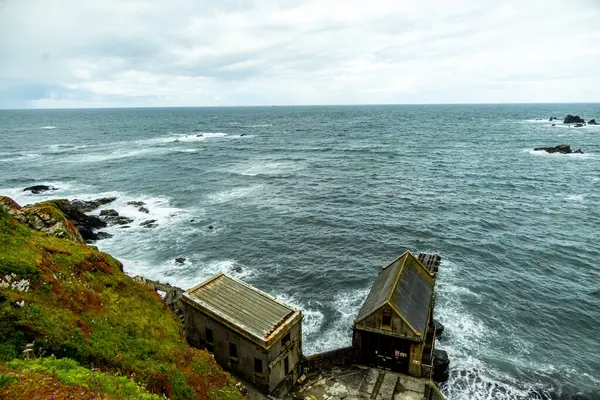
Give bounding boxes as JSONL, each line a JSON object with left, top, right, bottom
{"left": 588, "top": 119, "right": 598, "bottom": 125}
{"left": 207, "top": 225, "right": 215, "bottom": 230}
{"left": 47, "top": 199, "right": 107, "bottom": 242}
{"left": 175, "top": 257, "right": 186, "bottom": 264}
{"left": 551, "top": 124, "right": 556, "bottom": 126}
{"left": 549, "top": 116, "right": 559, "bottom": 121}
{"left": 99, "top": 209, "right": 134, "bottom": 225}
{"left": 12, "top": 203, "right": 83, "bottom": 243}
{"left": 0, "top": 196, "right": 22, "bottom": 212}
{"left": 23, "top": 185, "right": 57, "bottom": 194}
{"left": 70, "top": 197, "right": 116, "bottom": 213}
{"left": 140, "top": 219, "right": 157, "bottom": 228}
{"left": 139, "top": 207, "right": 149, "bottom": 213}
{"left": 95, "top": 231, "right": 114, "bottom": 240}
{"left": 564, "top": 115, "right": 585, "bottom": 124}
{"left": 533, "top": 144, "right": 583, "bottom": 154}
{"left": 127, "top": 201, "right": 146, "bottom": 207}
{"left": 432, "top": 349, "right": 450, "bottom": 383}
{"left": 230, "top": 266, "right": 243, "bottom": 273}
{"left": 434, "top": 319, "right": 444, "bottom": 338}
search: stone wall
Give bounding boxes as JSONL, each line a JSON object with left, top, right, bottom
{"left": 303, "top": 347, "right": 357, "bottom": 373}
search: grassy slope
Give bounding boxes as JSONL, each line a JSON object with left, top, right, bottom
{"left": 0, "top": 201, "right": 242, "bottom": 400}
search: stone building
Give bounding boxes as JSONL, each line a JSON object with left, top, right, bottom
{"left": 353, "top": 250, "right": 437, "bottom": 378}
{"left": 178, "top": 273, "right": 303, "bottom": 394}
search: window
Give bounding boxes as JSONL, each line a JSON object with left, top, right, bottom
{"left": 206, "top": 328, "right": 213, "bottom": 344}
{"left": 254, "top": 358, "right": 263, "bottom": 376}
{"left": 284, "top": 356, "right": 289, "bottom": 374}
{"left": 229, "top": 343, "right": 238, "bottom": 360}
{"left": 382, "top": 308, "right": 392, "bottom": 328}
{"left": 382, "top": 314, "right": 392, "bottom": 327}
{"left": 282, "top": 332, "right": 291, "bottom": 347}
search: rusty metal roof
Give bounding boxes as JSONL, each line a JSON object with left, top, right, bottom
{"left": 356, "top": 251, "right": 434, "bottom": 337}
{"left": 182, "top": 273, "right": 300, "bottom": 347}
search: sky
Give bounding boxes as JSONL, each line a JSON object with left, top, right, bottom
{"left": 0, "top": 0, "right": 599, "bottom": 109}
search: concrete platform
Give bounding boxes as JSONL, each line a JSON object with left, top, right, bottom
{"left": 296, "top": 366, "right": 428, "bottom": 400}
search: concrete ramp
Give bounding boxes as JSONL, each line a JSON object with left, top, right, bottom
{"left": 375, "top": 372, "right": 398, "bottom": 400}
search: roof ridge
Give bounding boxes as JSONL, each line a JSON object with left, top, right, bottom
{"left": 386, "top": 250, "right": 409, "bottom": 305}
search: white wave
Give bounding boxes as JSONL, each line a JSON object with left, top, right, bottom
{"left": 229, "top": 161, "right": 305, "bottom": 177}
{"left": 0, "top": 181, "right": 95, "bottom": 205}
{"left": 0, "top": 153, "right": 43, "bottom": 162}
{"left": 565, "top": 194, "right": 585, "bottom": 202}
{"left": 276, "top": 287, "right": 369, "bottom": 355}
{"left": 139, "top": 132, "right": 227, "bottom": 145}
{"left": 205, "top": 185, "right": 264, "bottom": 204}
{"left": 526, "top": 149, "right": 592, "bottom": 159}
{"left": 72, "top": 148, "right": 161, "bottom": 163}
{"left": 40, "top": 125, "right": 57, "bottom": 129}
{"left": 524, "top": 119, "right": 551, "bottom": 123}
{"left": 240, "top": 124, "right": 272, "bottom": 128}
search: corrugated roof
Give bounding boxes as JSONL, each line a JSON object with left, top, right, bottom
{"left": 355, "top": 251, "right": 434, "bottom": 336}
{"left": 182, "top": 273, "right": 298, "bottom": 346}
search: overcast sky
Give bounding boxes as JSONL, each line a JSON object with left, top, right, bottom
{"left": 1, "top": 0, "right": 599, "bottom": 109}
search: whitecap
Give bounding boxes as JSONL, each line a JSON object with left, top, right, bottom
{"left": 565, "top": 194, "right": 585, "bottom": 202}
{"left": 40, "top": 125, "right": 57, "bottom": 129}
{"left": 205, "top": 185, "right": 264, "bottom": 204}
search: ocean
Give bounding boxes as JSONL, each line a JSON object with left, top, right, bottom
{"left": 1, "top": 104, "right": 599, "bottom": 399}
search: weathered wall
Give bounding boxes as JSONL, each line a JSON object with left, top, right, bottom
{"left": 266, "top": 321, "right": 302, "bottom": 393}
{"left": 356, "top": 304, "right": 417, "bottom": 339}
{"left": 303, "top": 347, "right": 357, "bottom": 373}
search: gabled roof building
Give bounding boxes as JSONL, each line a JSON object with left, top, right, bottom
{"left": 353, "top": 250, "right": 437, "bottom": 378}
{"left": 179, "top": 273, "right": 303, "bottom": 394}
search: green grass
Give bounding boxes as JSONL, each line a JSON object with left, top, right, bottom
{"left": 1, "top": 357, "right": 160, "bottom": 399}
{"left": 0, "top": 198, "right": 243, "bottom": 400}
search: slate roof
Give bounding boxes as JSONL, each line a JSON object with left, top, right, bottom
{"left": 355, "top": 251, "right": 434, "bottom": 336}
{"left": 182, "top": 273, "right": 301, "bottom": 347}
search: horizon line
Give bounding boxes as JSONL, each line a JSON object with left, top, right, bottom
{"left": 1, "top": 101, "right": 599, "bottom": 111}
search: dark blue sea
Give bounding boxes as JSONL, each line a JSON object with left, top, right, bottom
{"left": 1, "top": 104, "right": 599, "bottom": 399}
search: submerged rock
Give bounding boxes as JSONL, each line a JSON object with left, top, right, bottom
{"left": 564, "top": 115, "right": 585, "bottom": 124}
{"left": 127, "top": 201, "right": 146, "bottom": 207}
{"left": 23, "top": 185, "right": 57, "bottom": 194}
{"left": 175, "top": 257, "right": 186, "bottom": 264}
{"left": 99, "top": 209, "right": 134, "bottom": 225}
{"left": 533, "top": 144, "right": 583, "bottom": 154}
{"left": 140, "top": 219, "right": 157, "bottom": 228}
{"left": 139, "top": 206, "right": 149, "bottom": 213}
{"left": 574, "top": 123, "right": 584, "bottom": 128}
{"left": 549, "top": 116, "right": 559, "bottom": 121}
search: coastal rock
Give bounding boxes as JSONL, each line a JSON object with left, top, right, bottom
{"left": 23, "top": 185, "right": 57, "bottom": 194}
{"left": 433, "top": 349, "right": 450, "bottom": 382}
{"left": 95, "top": 231, "right": 114, "bottom": 240}
{"left": 549, "top": 116, "right": 559, "bottom": 121}
{"left": 71, "top": 197, "right": 116, "bottom": 213}
{"left": 140, "top": 219, "right": 157, "bottom": 228}
{"left": 127, "top": 201, "right": 146, "bottom": 207}
{"left": 551, "top": 124, "right": 556, "bottom": 126}
{"left": 574, "top": 123, "right": 584, "bottom": 128}
{"left": 0, "top": 196, "right": 22, "bottom": 212}
{"left": 207, "top": 225, "right": 215, "bottom": 230}
{"left": 434, "top": 319, "right": 444, "bottom": 338}
{"left": 230, "top": 266, "right": 243, "bottom": 273}
{"left": 99, "top": 209, "right": 134, "bottom": 225}
{"left": 240, "top": 133, "right": 247, "bottom": 137}
{"left": 563, "top": 115, "right": 585, "bottom": 124}
{"left": 45, "top": 199, "right": 107, "bottom": 242}
{"left": 175, "top": 257, "right": 186, "bottom": 264}
{"left": 588, "top": 119, "right": 598, "bottom": 125}
{"left": 533, "top": 144, "right": 583, "bottom": 154}
{"left": 139, "top": 206, "right": 149, "bottom": 213}
{"left": 12, "top": 203, "right": 83, "bottom": 243}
